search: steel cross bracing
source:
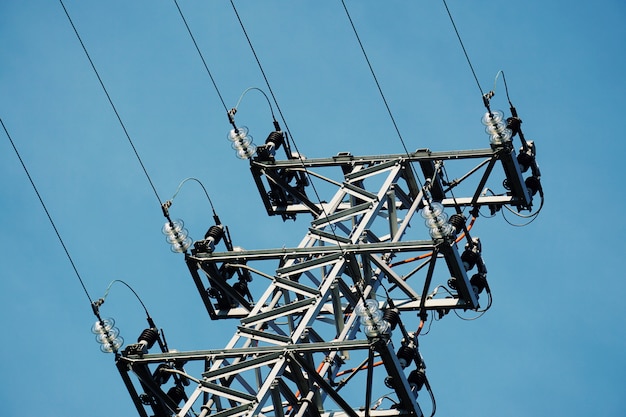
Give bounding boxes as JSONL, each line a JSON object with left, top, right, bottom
{"left": 116, "top": 140, "right": 536, "bottom": 417}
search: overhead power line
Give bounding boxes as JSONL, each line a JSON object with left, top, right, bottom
{"left": 58, "top": 0, "right": 164, "bottom": 207}
{"left": 340, "top": 0, "right": 410, "bottom": 156}
{"left": 1, "top": 117, "right": 94, "bottom": 306}
{"left": 172, "top": 0, "right": 229, "bottom": 113}
{"left": 442, "top": 0, "right": 486, "bottom": 98}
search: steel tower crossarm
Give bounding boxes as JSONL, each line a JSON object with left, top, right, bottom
{"left": 116, "top": 138, "right": 537, "bottom": 417}
{"left": 170, "top": 155, "right": 478, "bottom": 417}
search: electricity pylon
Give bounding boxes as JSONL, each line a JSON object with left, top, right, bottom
{"left": 113, "top": 112, "right": 541, "bottom": 417}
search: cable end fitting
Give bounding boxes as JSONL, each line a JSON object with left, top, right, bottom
{"left": 227, "top": 108, "right": 237, "bottom": 128}
{"left": 91, "top": 298, "right": 104, "bottom": 316}
{"left": 482, "top": 91, "right": 494, "bottom": 109}
{"left": 161, "top": 201, "right": 172, "bottom": 218}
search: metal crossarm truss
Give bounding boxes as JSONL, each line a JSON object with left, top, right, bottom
{"left": 116, "top": 141, "right": 535, "bottom": 417}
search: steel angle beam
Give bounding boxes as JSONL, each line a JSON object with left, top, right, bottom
{"left": 190, "top": 240, "right": 436, "bottom": 263}
{"left": 239, "top": 298, "right": 318, "bottom": 327}
{"left": 120, "top": 340, "right": 373, "bottom": 366}
{"left": 207, "top": 403, "right": 251, "bottom": 417}
{"left": 199, "top": 382, "right": 257, "bottom": 403}
{"left": 250, "top": 149, "right": 495, "bottom": 171}
{"left": 394, "top": 296, "right": 475, "bottom": 311}
{"left": 203, "top": 352, "right": 283, "bottom": 381}
{"left": 307, "top": 227, "right": 352, "bottom": 245}
{"left": 311, "top": 201, "right": 375, "bottom": 227}
{"left": 272, "top": 276, "right": 321, "bottom": 297}
{"left": 440, "top": 194, "right": 520, "bottom": 208}
{"left": 235, "top": 326, "right": 292, "bottom": 344}
{"left": 368, "top": 254, "right": 422, "bottom": 301}
{"left": 341, "top": 181, "right": 379, "bottom": 202}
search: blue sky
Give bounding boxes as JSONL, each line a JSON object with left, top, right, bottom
{"left": 1, "top": 1, "right": 625, "bottom": 416}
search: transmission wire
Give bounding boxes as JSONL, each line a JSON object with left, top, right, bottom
{"left": 172, "top": 0, "right": 229, "bottom": 112}
{"left": 59, "top": 0, "right": 163, "bottom": 207}
{"left": 442, "top": 0, "right": 485, "bottom": 97}
{"left": 340, "top": 0, "right": 412, "bottom": 158}
{"left": 1, "top": 117, "right": 94, "bottom": 306}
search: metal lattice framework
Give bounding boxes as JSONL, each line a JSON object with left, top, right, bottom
{"left": 115, "top": 137, "right": 538, "bottom": 417}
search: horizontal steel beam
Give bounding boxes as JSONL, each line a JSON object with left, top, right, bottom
{"left": 120, "top": 340, "right": 372, "bottom": 365}
{"left": 190, "top": 240, "right": 436, "bottom": 262}
{"left": 251, "top": 148, "right": 495, "bottom": 170}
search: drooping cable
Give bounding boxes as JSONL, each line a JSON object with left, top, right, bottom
{"left": 1, "top": 117, "right": 94, "bottom": 307}
{"left": 172, "top": 0, "right": 229, "bottom": 113}
{"left": 100, "top": 279, "right": 151, "bottom": 318}
{"left": 58, "top": 0, "right": 163, "bottom": 207}
{"left": 501, "top": 194, "right": 544, "bottom": 226}
{"left": 169, "top": 177, "right": 219, "bottom": 219}
{"left": 493, "top": 70, "right": 513, "bottom": 109}
{"left": 232, "top": 87, "right": 277, "bottom": 121}
{"left": 453, "top": 289, "right": 492, "bottom": 320}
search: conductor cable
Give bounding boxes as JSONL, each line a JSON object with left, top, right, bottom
{"left": 1, "top": 117, "right": 95, "bottom": 307}
{"left": 59, "top": 0, "right": 164, "bottom": 207}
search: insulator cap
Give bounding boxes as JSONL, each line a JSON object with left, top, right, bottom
{"left": 265, "top": 131, "right": 284, "bottom": 150}
{"left": 517, "top": 152, "right": 534, "bottom": 173}
{"left": 383, "top": 308, "right": 400, "bottom": 330}
{"left": 167, "top": 385, "right": 186, "bottom": 405}
{"left": 525, "top": 176, "right": 542, "bottom": 197}
{"left": 408, "top": 369, "right": 426, "bottom": 392}
{"left": 233, "top": 281, "right": 249, "bottom": 298}
{"left": 470, "top": 273, "right": 488, "bottom": 295}
{"left": 138, "top": 328, "right": 159, "bottom": 349}
{"left": 448, "top": 214, "right": 465, "bottom": 234}
{"left": 397, "top": 345, "right": 417, "bottom": 368}
{"left": 461, "top": 249, "right": 479, "bottom": 271}
{"left": 205, "top": 225, "right": 225, "bottom": 243}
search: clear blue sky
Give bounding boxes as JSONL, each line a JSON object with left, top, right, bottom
{"left": 1, "top": 1, "right": 625, "bottom": 416}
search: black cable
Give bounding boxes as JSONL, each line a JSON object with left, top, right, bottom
{"left": 340, "top": 0, "right": 411, "bottom": 158}
{"left": 500, "top": 70, "right": 514, "bottom": 107}
{"left": 101, "top": 279, "right": 151, "bottom": 317}
{"left": 1, "top": 117, "right": 94, "bottom": 306}
{"left": 58, "top": 0, "right": 163, "bottom": 207}
{"left": 501, "top": 193, "right": 544, "bottom": 226}
{"left": 169, "top": 177, "right": 220, "bottom": 219}
{"left": 228, "top": 1, "right": 292, "bottom": 142}
{"left": 424, "top": 376, "right": 437, "bottom": 417}
{"left": 172, "top": 0, "right": 229, "bottom": 113}
{"left": 442, "top": 0, "right": 485, "bottom": 98}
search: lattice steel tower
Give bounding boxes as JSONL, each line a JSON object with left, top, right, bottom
{"left": 110, "top": 106, "right": 542, "bottom": 417}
